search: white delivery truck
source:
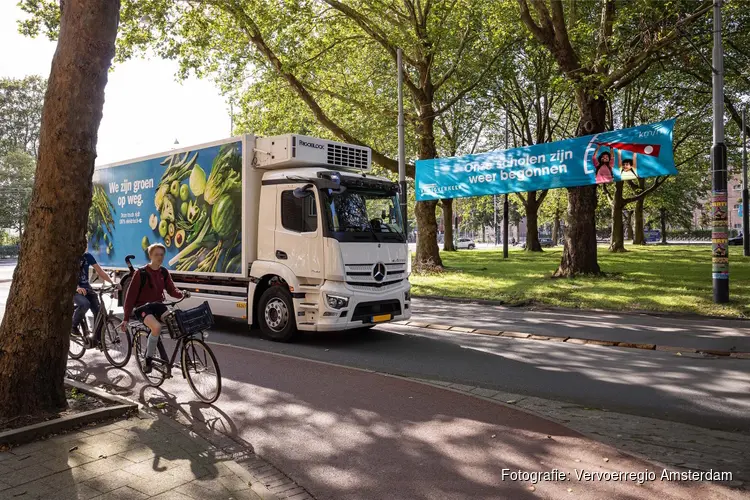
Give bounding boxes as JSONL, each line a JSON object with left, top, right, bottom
{"left": 89, "top": 134, "right": 411, "bottom": 341}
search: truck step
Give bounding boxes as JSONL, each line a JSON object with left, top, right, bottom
{"left": 298, "top": 302, "right": 318, "bottom": 310}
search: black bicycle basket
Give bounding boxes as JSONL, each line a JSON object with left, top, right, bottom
{"left": 164, "top": 301, "right": 214, "bottom": 339}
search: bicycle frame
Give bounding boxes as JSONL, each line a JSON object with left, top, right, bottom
{"left": 130, "top": 296, "right": 196, "bottom": 379}
{"left": 78, "top": 285, "right": 117, "bottom": 346}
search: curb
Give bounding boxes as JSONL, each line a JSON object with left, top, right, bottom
{"left": 0, "top": 380, "right": 137, "bottom": 447}
{"left": 392, "top": 321, "right": 750, "bottom": 359}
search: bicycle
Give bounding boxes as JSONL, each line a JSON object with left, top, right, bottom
{"left": 69, "top": 282, "right": 132, "bottom": 368}
{"left": 129, "top": 297, "right": 221, "bottom": 404}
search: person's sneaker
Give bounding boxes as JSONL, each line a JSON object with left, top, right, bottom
{"left": 142, "top": 357, "right": 153, "bottom": 374}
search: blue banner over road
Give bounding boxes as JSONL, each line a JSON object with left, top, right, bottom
{"left": 416, "top": 119, "right": 677, "bottom": 201}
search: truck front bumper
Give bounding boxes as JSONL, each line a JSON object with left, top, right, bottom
{"left": 296, "top": 280, "right": 412, "bottom": 332}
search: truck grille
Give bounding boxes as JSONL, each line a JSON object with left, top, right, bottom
{"left": 345, "top": 262, "right": 406, "bottom": 285}
{"left": 327, "top": 143, "right": 369, "bottom": 170}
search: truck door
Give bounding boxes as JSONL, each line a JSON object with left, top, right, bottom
{"left": 274, "top": 184, "right": 325, "bottom": 281}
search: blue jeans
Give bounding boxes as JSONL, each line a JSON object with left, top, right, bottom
{"left": 72, "top": 288, "right": 100, "bottom": 332}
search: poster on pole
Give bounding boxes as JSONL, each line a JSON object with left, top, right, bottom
{"left": 416, "top": 119, "right": 677, "bottom": 201}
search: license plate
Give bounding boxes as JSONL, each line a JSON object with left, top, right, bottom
{"left": 372, "top": 314, "right": 392, "bottom": 323}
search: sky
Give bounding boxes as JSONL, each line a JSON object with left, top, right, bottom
{"left": 0, "top": 3, "right": 232, "bottom": 165}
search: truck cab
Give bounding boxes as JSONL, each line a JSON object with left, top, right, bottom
{"left": 246, "top": 136, "right": 411, "bottom": 340}
{"left": 248, "top": 168, "right": 409, "bottom": 339}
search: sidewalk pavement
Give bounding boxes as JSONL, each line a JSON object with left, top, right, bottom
{"left": 0, "top": 412, "right": 279, "bottom": 500}
{"left": 410, "top": 297, "right": 750, "bottom": 353}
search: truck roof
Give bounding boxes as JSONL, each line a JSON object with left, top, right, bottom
{"left": 262, "top": 167, "right": 394, "bottom": 185}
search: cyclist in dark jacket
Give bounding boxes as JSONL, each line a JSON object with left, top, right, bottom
{"left": 73, "top": 245, "right": 118, "bottom": 342}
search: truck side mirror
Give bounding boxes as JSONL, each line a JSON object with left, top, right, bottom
{"left": 293, "top": 184, "right": 314, "bottom": 199}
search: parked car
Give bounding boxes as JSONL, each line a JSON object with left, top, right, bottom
{"left": 729, "top": 233, "right": 743, "bottom": 245}
{"left": 539, "top": 237, "right": 554, "bottom": 247}
{"left": 456, "top": 237, "right": 476, "bottom": 250}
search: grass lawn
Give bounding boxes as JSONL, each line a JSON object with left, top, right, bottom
{"left": 410, "top": 245, "right": 750, "bottom": 318}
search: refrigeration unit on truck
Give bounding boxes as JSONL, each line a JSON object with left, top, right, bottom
{"left": 89, "top": 134, "right": 411, "bottom": 341}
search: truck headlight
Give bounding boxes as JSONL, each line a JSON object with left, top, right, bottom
{"left": 326, "top": 294, "right": 349, "bottom": 309}
{"left": 404, "top": 290, "right": 411, "bottom": 302}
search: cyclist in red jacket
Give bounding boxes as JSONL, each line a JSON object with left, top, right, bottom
{"left": 121, "top": 243, "right": 188, "bottom": 373}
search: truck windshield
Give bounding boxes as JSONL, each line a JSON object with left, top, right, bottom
{"left": 322, "top": 188, "right": 405, "bottom": 243}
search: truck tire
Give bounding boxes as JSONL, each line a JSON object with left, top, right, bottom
{"left": 258, "top": 286, "right": 297, "bottom": 342}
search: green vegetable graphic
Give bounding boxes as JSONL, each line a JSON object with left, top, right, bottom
{"left": 189, "top": 164, "right": 206, "bottom": 197}
{"left": 211, "top": 194, "right": 236, "bottom": 238}
{"left": 179, "top": 184, "right": 189, "bottom": 202}
{"left": 204, "top": 145, "right": 241, "bottom": 205}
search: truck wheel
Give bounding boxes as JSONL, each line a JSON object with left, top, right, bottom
{"left": 258, "top": 286, "right": 297, "bottom": 342}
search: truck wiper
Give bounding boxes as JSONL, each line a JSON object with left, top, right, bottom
{"left": 366, "top": 222, "right": 382, "bottom": 243}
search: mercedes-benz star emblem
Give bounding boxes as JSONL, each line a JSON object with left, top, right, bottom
{"left": 372, "top": 262, "right": 387, "bottom": 282}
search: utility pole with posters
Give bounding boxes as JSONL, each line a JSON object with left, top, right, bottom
{"left": 742, "top": 106, "right": 748, "bottom": 257}
{"left": 711, "top": 0, "right": 729, "bottom": 302}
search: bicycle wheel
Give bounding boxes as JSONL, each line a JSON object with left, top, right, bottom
{"left": 68, "top": 325, "right": 86, "bottom": 360}
{"left": 182, "top": 337, "right": 221, "bottom": 404}
{"left": 102, "top": 318, "right": 131, "bottom": 368}
{"left": 134, "top": 330, "right": 167, "bottom": 387}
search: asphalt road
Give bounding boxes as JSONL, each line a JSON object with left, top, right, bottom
{"left": 1, "top": 271, "right": 748, "bottom": 432}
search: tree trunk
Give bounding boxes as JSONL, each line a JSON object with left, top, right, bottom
{"left": 660, "top": 208, "right": 668, "bottom": 244}
{"left": 0, "top": 0, "right": 119, "bottom": 419}
{"left": 525, "top": 191, "right": 542, "bottom": 252}
{"left": 625, "top": 210, "right": 634, "bottom": 241}
{"left": 552, "top": 211, "right": 560, "bottom": 246}
{"left": 414, "top": 107, "right": 442, "bottom": 267}
{"left": 554, "top": 92, "right": 605, "bottom": 276}
{"left": 442, "top": 198, "right": 455, "bottom": 251}
{"left": 609, "top": 182, "right": 626, "bottom": 252}
{"left": 633, "top": 197, "right": 645, "bottom": 245}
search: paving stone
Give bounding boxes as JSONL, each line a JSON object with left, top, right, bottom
{"left": 470, "top": 387, "right": 500, "bottom": 398}
{"left": 116, "top": 445, "right": 158, "bottom": 464}
{"left": 545, "top": 336, "right": 568, "bottom": 342}
{"left": 93, "top": 485, "right": 148, "bottom": 500}
{"left": 165, "top": 463, "right": 213, "bottom": 482}
{"left": 428, "top": 324, "right": 452, "bottom": 331}
{"left": 54, "top": 483, "right": 102, "bottom": 500}
{"left": 218, "top": 473, "right": 251, "bottom": 492}
{"left": 0, "top": 478, "right": 53, "bottom": 499}
{"left": 83, "top": 469, "right": 139, "bottom": 494}
{"left": 80, "top": 456, "right": 134, "bottom": 476}
{"left": 129, "top": 474, "right": 189, "bottom": 497}
{"left": 447, "top": 383, "right": 475, "bottom": 392}
{"left": 564, "top": 338, "right": 588, "bottom": 344}
{"left": 0, "top": 463, "right": 54, "bottom": 487}
{"left": 81, "top": 423, "right": 123, "bottom": 436}
{"left": 175, "top": 481, "right": 232, "bottom": 500}
{"left": 38, "top": 467, "right": 99, "bottom": 490}
{"left": 474, "top": 329, "right": 501, "bottom": 336}
{"left": 449, "top": 326, "right": 475, "bottom": 333}
{"left": 501, "top": 331, "right": 530, "bottom": 339}
{"left": 150, "top": 491, "right": 194, "bottom": 500}
{"left": 528, "top": 334, "right": 550, "bottom": 341}
{"left": 41, "top": 451, "right": 97, "bottom": 473}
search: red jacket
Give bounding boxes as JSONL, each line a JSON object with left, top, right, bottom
{"left": 123, "top": 266, "right": 183, "bottom": 320}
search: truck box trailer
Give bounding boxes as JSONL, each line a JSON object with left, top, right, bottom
{"left": 90, "top": 134, "right": 411, "bottom": 341}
